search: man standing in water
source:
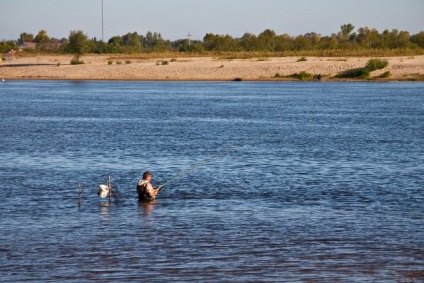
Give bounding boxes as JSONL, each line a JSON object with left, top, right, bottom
{"left": 137, "top": 171, "right": 160, "bottom": 201}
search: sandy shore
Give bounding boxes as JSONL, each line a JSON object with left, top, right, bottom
{"left": 1, "top": 54, "right": 423, "bottom": 81}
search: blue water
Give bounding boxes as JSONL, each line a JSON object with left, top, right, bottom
{"left": 0, "top": 81, "right": 423, "bottom": 282}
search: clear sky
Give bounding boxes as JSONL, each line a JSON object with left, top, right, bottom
{"left": 1, "top": 0, "right": 423, "bottom": 41}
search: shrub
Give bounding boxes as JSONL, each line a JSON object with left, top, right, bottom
{"left": 116, "top": 60, "right": 122, "bottom": 65}
{"left": 70, "top": 58, "right": 84, "bottom": 65}
{"left": 161, "top": 60, "right": 169, "bottom": 65}
{"left": 125, "top": 60, "right": 131, "bottom": 64}
{"left": 335, "top": 68, "right": 370, "bottom": 79}
{"left": 366, "top": 58, "right": 388, "bottom": 71}
{"left": 409, "top": 74, "right": 424, "bottom": 81}
{"left": 336, "top": 58, "right": 389, "bottom": 79}
{"left": 108, "top": 60, "right": 113, "bottom": 65}
{"left": 288, "top": 71, "right": 313, "bottom": 80}
{"left": 378, "top": 71, "right": 391, "bottom": 78}
{"left": 170, "top": 58, "right": 177, "bottom": 62}
{"left": 297, "top": 56, "right": 307, "bottom": 62}
{"left": 273, "top": 73, "right": 283, "bottom": 78}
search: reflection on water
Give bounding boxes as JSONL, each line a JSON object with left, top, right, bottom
{"left": 99, "top": 201, "right": 111, "bottom": 215}
{"left": 0, "top": 81, "right": 423, "bottom": 282}
{"left": 138, "top": 200, "right": 157, "bottom": 215}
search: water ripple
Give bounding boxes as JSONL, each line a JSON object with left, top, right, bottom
{"left": 0, "top": 81, "right": 423, "bottom": 282}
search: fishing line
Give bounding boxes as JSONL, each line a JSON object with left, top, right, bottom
{"left": 158, "top": 140, "right": 256, "bottom": 189}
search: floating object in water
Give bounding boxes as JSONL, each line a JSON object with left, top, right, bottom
{"left": 96, "top": 175, "right": 124, "bottom": 201}
{"left": 98, "top": 176, "right": 112, "bottom": 198}
{"left": 98, "top": 184, "right": 111, "bottom": 198}
{"left": 1, "top": 79, "right": 4, "bottom": 82}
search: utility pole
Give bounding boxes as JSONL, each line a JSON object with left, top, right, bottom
{"left": 187, "top": 32, "right": 192, "bottom": 46}
{"left": 101, "top": 0, "right": 104, "bottom": 41}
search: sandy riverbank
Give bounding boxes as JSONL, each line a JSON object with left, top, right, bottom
{"left": 1, "top": 54, "right": 423, "bottom": 81}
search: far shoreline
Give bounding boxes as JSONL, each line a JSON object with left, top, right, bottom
{"left": 1, "top": 54, "right": 423, "bottom": 82}
{"left": 2, "top": 77, "right": 421, "bottom": 83}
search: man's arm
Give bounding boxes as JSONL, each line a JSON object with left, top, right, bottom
{"left": 147, "top": 183, "right": 159, "bottom": 198}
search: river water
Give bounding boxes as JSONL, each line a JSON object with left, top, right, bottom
{"left": 0, "top": 81, "right": 423, "bottom": 282}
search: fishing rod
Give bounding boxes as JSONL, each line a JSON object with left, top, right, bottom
{"left": 158, "top": 141, "right": 254, "bottom": 189}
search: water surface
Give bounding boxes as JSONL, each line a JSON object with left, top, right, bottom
{"left": 0, "top": 81, "right": 423, "bottom": 282}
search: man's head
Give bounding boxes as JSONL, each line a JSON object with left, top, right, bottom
{"left": 143, "top": 171, "right": 152, "bottom": 180}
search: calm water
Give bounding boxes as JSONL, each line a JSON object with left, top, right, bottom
{"left": 0, "top": 81, "right": 423, "bottom": 282}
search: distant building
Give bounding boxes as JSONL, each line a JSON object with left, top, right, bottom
{"left": 45, "top": 41, "right": 62, "bottom": 51}
{"left": 18, "top": 40, "right": 62, "bottom": 52}
{"left": 19, "top": 42, "right": 37, "bottom": 50}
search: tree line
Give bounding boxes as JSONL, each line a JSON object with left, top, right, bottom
{"left": 1, "top": 24, "right": 424, "bottom": 55}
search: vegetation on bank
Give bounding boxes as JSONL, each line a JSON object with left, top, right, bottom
{"left": 68, "top": 31, "right": 87, "bottom": 64}
{"left": 336, "top": 58, "right": 389, "bottom": 79}
{"left": 1, "top": 24, "right": 424, "bottom": 59}
{"left": 274, "top": 71, "right": 315, "bottom": 80}
{"left": 269, "top": 58, "right": 392, "bottom": 81}
{"left": 1, "top": 24, "right": 423, "bottom": 81}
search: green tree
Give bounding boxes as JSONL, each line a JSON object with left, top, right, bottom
{"left": 410, "top": 32, "right": 424, "bottom": 48}
{"left": 397, "top": 31, "right": 410, "bottom": 48}
{"left": 274, "top": 34, "right": 293, "bottom": 52}
{"left": 338, "top": 24, "right": 355, "bottom": 45}
{"left": 341, "top": 24, "right": 355, "bottom": 37}
{"left": 92, "top": 40, "right": 108, "bottom": 54}
{"left": 328, "top": 35, "right": 340, "bottom": 49}
{"left": 203, "top": 33, "right": 236, "bottom": 51}
{"left": 121, "top": 32, "right": 141, "bottom": 51}
{"left": 107, "top": 36, "right": 123, "bottom": 53}
{"left": 304, "top": 32, "right": 321, "bottom": 49}
{"left": 257, "top": 29, "right": 277, "bottom": 51}
{"left": 293, "top": 35, "right": 311, "bottom": 50}
{"left": 34, "top": 30, "right": 50, "bottom": 44}
{"left": 144, "top": 31, "right": 162, "bottom": 48}
{"left": 177, "top": 39, "right": 204, "bottom": 52}
{"left": 357, "top": 27, "right": 381, "bottom": 49}
{"left": 141, "top": 31, "right": 171, "bottom": 52}
{"left": 34, "top": 30, "right": 51, "bottom": 51}
{"left": 0, "top": 40, "right": 16, "bottom": 54}
{"left": 18, "top": 32, "right": 34, "bottom": 44}
{"left": 379, "top": 29, "right": 410, "bottom": 49}
{"left": 239, "top": 33, "right": 258, "bottom": 51}
{"left": 68, "top": 30, "right": 88, "bottom": 63}
{"left": 381, "top": 29, "right": 395, "bottom": 48}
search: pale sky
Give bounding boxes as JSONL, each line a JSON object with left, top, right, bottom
{"left": 1, "top": 0, "right": 423, "bottom": 41}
